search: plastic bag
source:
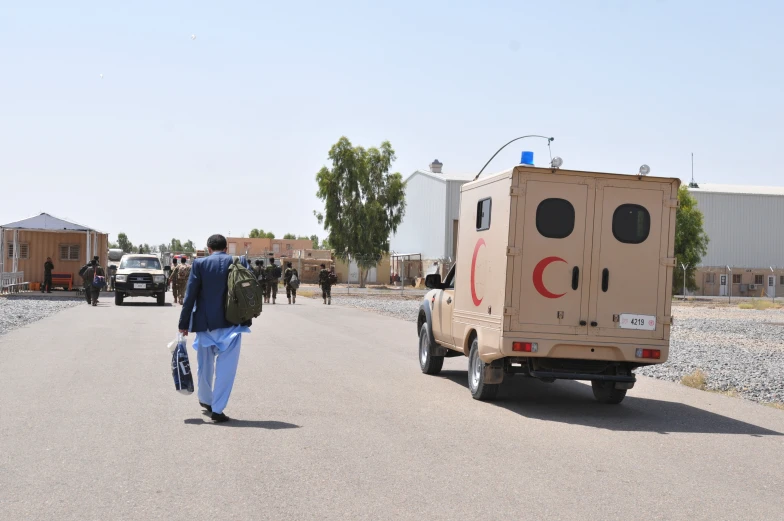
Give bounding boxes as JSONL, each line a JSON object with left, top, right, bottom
{"left": 170, "top": 333, "right": 194, "bottom": 394}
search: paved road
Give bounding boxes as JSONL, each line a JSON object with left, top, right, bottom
{"left": 1, "top": 294, "right": 783, "bottom": 520}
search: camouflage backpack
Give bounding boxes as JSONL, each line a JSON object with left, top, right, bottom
{"left": 225, "top": 256, "right": 263, "bottom": 325}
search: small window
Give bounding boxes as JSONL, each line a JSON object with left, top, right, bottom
{"left": 476, "top": 198, "right": 492, "bottom": 231}
{"left": 732, "top": 274, "right": 742, "bottom": 284}
{"left": 780, "top": 276, "right": 784, "bottom": 285}
{"left": 612, "top": 204, "right": 650, "bottom": 244}
{"left": 59, "top": 244, "right": 80, "bottom": 261}
{"left": 755, "top": 275, "right": 764, "bottom": 285}
{"left": 536, "top": 198, "right": 575, "bottom": 239}
{"left": 705, "top": 273, "right": 714, "bottom": 284}
{"left": 7, "top": 243, "right": 29, "bottom": 259}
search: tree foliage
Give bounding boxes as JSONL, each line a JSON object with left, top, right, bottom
{"left": 283, "top": 233, "right": 297, "bottom": 240}
{"left": 249, "top": 228, "right": 275, "bottom": 239}
{"left": 673, "top": 186, "right": 710, "bottom": 293}
{"left": 309, "top": 234, "right": 319, "bottom": 249}
{"left": 315, "top": 137, "right": 406, "bottom": 286}
{"left": 117, "top": 233, "right": 134, "bottom": 253}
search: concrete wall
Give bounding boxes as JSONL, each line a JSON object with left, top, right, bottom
{"left": 226, "top": 237, "right": 312, "bottom": 258}
{"left": 333, "top": 255, "right": 391, "bottom": 285}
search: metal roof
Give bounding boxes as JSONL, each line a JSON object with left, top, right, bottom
{"left": 688, "top": 184, "right": 784, "bottom": 196}
{"left": 404, "top": 170, "right": 476, "bottom": 184}
{"left": 1, "top": 212, "right": 101, "bottom": 232}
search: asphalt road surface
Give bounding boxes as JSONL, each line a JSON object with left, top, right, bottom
{"left": 2, "top": 294, "right": 783, "bottom": 521}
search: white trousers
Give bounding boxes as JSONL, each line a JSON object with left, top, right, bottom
{"left": 196, "top": 335, "right": 242, "bottom": 414}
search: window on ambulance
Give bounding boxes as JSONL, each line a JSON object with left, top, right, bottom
{"left": 536, "top": 198, "right": 575, "bottom": 238}
{"left": 444, "top": 265, "right": 456, "bottom": 289}
{"left": 612, "top": 204, "right": 650, "bottom": 244}
{"left": 476, "top": 198, "right": 491, "bottom": 230}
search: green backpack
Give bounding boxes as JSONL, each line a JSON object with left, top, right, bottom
{"left": 225, "top": 257, "right": 263, "bottom": 325}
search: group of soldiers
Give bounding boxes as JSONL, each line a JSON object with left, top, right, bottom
{"left": 250, "top": 253, "right": 334, "bottom": 305}
{"left": 168, "top": 257, "right": 191, "bottom": 304}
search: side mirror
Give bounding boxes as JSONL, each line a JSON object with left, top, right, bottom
{"left": 425, "top": 274, "right": 442, "bottom": 289}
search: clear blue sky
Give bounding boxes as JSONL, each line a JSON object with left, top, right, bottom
{"left": 2, "top": 1, "right": 782, "bottom": 247}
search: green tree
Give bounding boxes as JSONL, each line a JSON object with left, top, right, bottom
{"left": 673, "top": 186, "right": 710, "bottom": 294}
{"left": 182, "top": 240, "right": 195, "bottom": 253}
{"left": 310, "top": 234, "right": 319, "bottom": 249}
{"left": 158, "top": 243, "right": 169, "bottom": 253}
{"left": 315, "top": 137, "right": 405, "bottom": 287}
{"left": 169, "top": 238, "right": 183, "bottom": 252}
{"left": 265, "top": 231, "right": 275, "bottom": 239}
{"left": 249, "top": 228, "right": 261, "bottom": 238}
{"left": 320, "top": 237, "right": 331, "bottom": 251}
{"left": 117, "top": 233, "right": 134, "bottom": 253}
{"left": 283, "top": 233, "right": 297, "bottom": 240}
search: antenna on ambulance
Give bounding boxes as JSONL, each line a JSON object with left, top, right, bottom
{"left": 473, "top": 135, "right": 554, "bottom": 181}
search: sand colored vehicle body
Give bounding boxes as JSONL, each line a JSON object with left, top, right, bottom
{"left": 417, "top": 165, "right": 680, "bottom": 403}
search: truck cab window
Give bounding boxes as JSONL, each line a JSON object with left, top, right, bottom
{"left": 612, "top": 204, "right": 650, "bottom": 244}
{"left": 536, "top": 198, "right": 575, "bottom": 239}
{"left": 476, "top": 198, "right": 492, "bottom": 230}
{"left": 444, "top": 265, "right": 456, "bottom": 289}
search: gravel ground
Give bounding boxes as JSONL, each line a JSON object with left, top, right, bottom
{"left": 0, "top": 297, "right": 82, "bottom": 336}
{"left": 333, "top": 296, "right": 784, "bottom": 404}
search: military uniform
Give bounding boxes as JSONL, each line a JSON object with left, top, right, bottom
{"left": 43, "top": 260, "right": 54, "bottom": 293}
{"left": 284, "top": 266, "right": 299, "bottom": 304}
{"left": 170, "top": 262, "right": 180, "bottom": 301}
{"left": 81, "top": 263, "right": 106, "bottom": 306}
{"left": 254, "top": 265, "right": 269, "bottom": 302}
{"left": 175, "top": 261, "right": 190, "bottom": 304}
{"left": 265, "top": 262, "right": 279, "bottom": 304}
{"left": 318, "top": 268, "right": 332, "bottom": 305}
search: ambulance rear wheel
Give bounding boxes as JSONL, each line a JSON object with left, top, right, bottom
{"left": 419, "top": 322, "right": 443, "bottom": 375}
{"left": 591, "top": 381, "right": 627, "bottom": 404}
{"left": 115, "top": 292, "right": 123, "bottom": 306}
{"left": 157, "top": 292, "right": 165, "bottom": 306}
{"left": 468, "top": 339, "right": 499, "bottom": 401}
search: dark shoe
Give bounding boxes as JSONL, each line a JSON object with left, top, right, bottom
{"left": 199, "top": 402, "right": 212, "bottom": 413}
{"left": 211, "top": 412, "right": 230, "bottom": 423}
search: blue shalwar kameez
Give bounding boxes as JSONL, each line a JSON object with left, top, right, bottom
{"left": 193, "top": 325, "right": 250, "bottom": 414}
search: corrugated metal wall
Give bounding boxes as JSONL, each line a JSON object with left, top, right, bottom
{"left": 390, "top": 173, "right": 446, "bottom": 259}
{"left": 3, "top": 230, "right": 108, "bottom": 285}
{"left": 692, "top": 191, "right": 784, "bottom": 267}
{"left": 443, "top": 180, "right": 466, "bottom": 262}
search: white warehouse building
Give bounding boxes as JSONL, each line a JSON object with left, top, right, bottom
{"left": 390, "top": 160, "right": 474, "bottom": 271}
{"left": 689, "top": 183, "right": 784, "bottom": 297}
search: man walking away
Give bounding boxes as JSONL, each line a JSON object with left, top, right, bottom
{"left": 178, "top": 234, "right": 252, "bottom": 424}
{"left": 170, "top": 259, "right": 180, "bottom": 303}
{"left": 81, "top": 256, "right": 105, "bottom": 306}
{"left": 318, "top": 263, "right": 332, "bottom": 305}
{"left": 176, "top": 257, "right": 190, "bottom": 305}
{"left": 43, "top": 257, "right": 54, "bottom": 293}
{"left": 284, "top": 261, "right": 299, "bottom": 304}
{"left": 265, "top": 254, "right": 279, "bottom": 304}
{"left": 254, "top": 260, "right": 269, "bottom": 303}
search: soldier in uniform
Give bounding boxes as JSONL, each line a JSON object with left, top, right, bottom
{"left": 284, "top": 261, "right": 299, "bottom": 304}
{"left": 175, "top": 257, "right": 190, "bottom": 305}
{"left": 81, "top": 256, "right": 105, "bottom": 306}
{"left": 169, "top": 258, "right": 180, "bottom": 301}
{"left": 318, "top": 263, "right": 332, "bottom": 305}
{"left": 42, "top": 257, "right": 54, "bottom": 293}
{"left": 254, "top": 259, "right": 269, "bottom": 303}
{"left": 265, "top": 254, "right": 279, "bottom": 304}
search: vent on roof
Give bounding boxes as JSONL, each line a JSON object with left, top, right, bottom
{"left": 429, "top": 159, "right": 443, "bottom": 174}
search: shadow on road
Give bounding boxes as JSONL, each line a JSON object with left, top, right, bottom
{"left": 184, "top": 418, "right": 300, "bottom": 429}
{"left": 438, "top": 370, "right": 782, "bottom": 436}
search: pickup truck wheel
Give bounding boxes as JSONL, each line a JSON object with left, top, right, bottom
{"left": 157, "top": 292, "right": 165, "bottom": 306}
{"left": 591, "top": 381, "right": 627, "bottom": 404}
{"left": 115, "top": 292, "right": 123, "bottom": 306}
{"left": 419, "top": 322, "right": 444, "bottom": 375}
{"left": 468, "top": 338, "right": 499, "bottom": 401}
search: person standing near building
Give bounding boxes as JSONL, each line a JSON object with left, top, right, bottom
{"left": 81, "top": 256, "right": 105, "bottom": 306}
{"left": 178, "top": 234, "right": 253, "bottom": 423}
{"left": 265, "top": 254, "right": 279, "bottom": 304}
{"left": 318, "top": 263, "right": 332, "bottom": 305}
{"left": 284, "top": 261, "right": 299, "bottom": 304}
{"left": 174, "top": 257, "right": 190, "bottom": 305}
{"left": 42, "top": 257, "right": 54, "bottom": 293}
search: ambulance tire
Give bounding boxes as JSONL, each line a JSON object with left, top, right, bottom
{"left": 468, "top": 339, "right": 499, "bottom": 401}
{"left": 419, "top": 322, "right": 444, "bottom": 375}
{"left": 591, "top": 381, "right": 627, "bottom": 404}
{"left": 115, "top": 292, "right": 123, "bottom": 306}
{"left": 157, "top": 292, "right": 166, "bottom": 306}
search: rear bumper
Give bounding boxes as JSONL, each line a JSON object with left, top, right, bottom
{"left": 494, "top": 336, "right": 668, "bottom": 365}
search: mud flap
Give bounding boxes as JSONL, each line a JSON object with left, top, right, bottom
{"left": 483, "top": 360, "right": 505, "bottom": 384}
{"left": 615, "top": 381, "right": 635, "bottom": 390}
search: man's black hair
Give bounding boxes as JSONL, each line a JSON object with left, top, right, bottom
{"left": 180, "top": 257, "right": 187, "bottom": 264}
{"left": 207, "top": 234, "right": 227, "bottom": 251}
{"left": 93, "top": 256, "right": 99, "bottom": 261}
{"left": 286, "top": 261, "right": 292, "bottom": 267}
{"left": 320, "top": 263, "right": 326, "bottom": 268}
{"left": 172, "top": 259, "right": 177, "bottom": 264}
{"left": 255, "top": 259, "right": 263, "bottom": 265}
{"left": 90, "top": 259, "right": 97, "bottom": 266}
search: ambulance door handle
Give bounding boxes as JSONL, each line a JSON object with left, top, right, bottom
{"left": 572, "top": 267, "right": 579, "bottom": 290}
{"left": 602, "top": 268, "right": 609, "bottom": 292}
{"left": 446, "top": 297, "right": 452, "bottom": 304}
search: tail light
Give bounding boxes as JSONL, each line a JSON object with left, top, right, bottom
{"left": 513, "top": 342, "right": 538, "bottom": 353}
{"left": 635, "top": 348, "right": 661, "bottom": 359}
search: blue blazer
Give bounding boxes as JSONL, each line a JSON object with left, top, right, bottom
{"left": 178, "top": 252, "right": 252, "bottom": 332}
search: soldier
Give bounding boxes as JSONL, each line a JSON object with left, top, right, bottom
{"left": 284, "top": 261, "right": 299, "bottom": 304}
{"left": 175, "top": 257, "right": 190, "bottom": 305}
{"left": 169, "top": 258, "right": 180, "bottom": 301}
{"left": 81, "top": 256, "right": 105, "bottom": 306}
{"left": 42, "top": 257, "right": 54, "bottom": 293}
{"left": 107, "top": 264, "right": 117, "bottom": 291}
{"left": 254, "top": 259, "right": 269, "bottom": 303}
{"left": 318, "top": 263, "right": 332, "bottom": 305}
{"left": 265, "top": 254, "right": 279, "bottom": 304}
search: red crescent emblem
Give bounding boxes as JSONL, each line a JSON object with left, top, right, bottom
{"left": 470, "top": 239, "right": 486, "bottom": 306}
{"left": 533, "top": 256, "right": 567, "bottom": 299}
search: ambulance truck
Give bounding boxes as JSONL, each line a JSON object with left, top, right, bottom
{"left": 417, "top": 163, "right": 680, "bottom": 404}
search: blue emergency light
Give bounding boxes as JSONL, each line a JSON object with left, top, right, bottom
{"left": 521, "top": 151, "right": 534, "bottom": 165}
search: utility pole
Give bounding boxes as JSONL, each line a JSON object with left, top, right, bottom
{"left": 727, "top": 266, "right": 732, "bottom": 304}
{"left": 681, "top": 263, "right": 688, "bottom": 299}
